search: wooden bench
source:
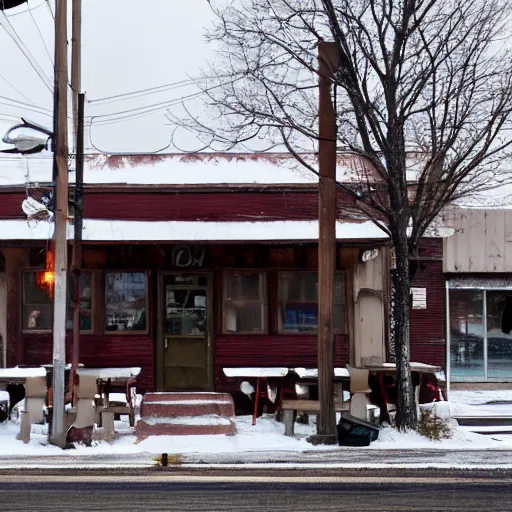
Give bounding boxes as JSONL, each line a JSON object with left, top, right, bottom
{"left": 281, "top": 399, "right": 349, "bottom": 436}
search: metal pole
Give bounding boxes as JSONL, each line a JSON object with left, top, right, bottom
{"left": 50, "top": 0, "right": 68, "bottom": 449}
{"left": 71, "top": 93, "right": 84, "bottom": 404}
{"left": 71, "top": 0, "right": 81, "bottom": 147}
{"left": 483, "top": 289, "right": 488, "bottom": 380}
{"left": 310, "top": 41, "right": 339, "bottom": 445}
{"left": 445, "top": 281, "right": 451, "bottom": 399}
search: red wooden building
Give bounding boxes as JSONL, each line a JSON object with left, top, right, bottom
{"left": 0, "top": 153, "right": 446, "bottom": 399}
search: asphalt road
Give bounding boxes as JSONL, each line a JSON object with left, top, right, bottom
{"left": 0, "top": 474, "right": 511, "bottom": 511}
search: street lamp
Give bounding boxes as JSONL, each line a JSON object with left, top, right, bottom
{"left": 1, "top": 118, "right": 52, "bottom": 154}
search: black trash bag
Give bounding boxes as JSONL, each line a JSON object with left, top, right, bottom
{"left": 337, "top": 412, "right": 380, "bottom": 447}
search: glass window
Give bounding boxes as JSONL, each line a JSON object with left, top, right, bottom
{"left": 223, "top": 272, "right": 267, "bottom": 333}
{"left": 449, "top": 290, "right": 484, "bottom": 380}
{"left": 66, "top": 273, "right": 93, "bottom": 332}
{"left": 23, "top": 271, "right": 93, "bottom": 331}
{"left": 166, "top": 286, "right": 206, "bottom": 336}
{"left": 486, "top": 291, "right": 512, "bottom": 379}
{"left": 278, "top": 272, "right": 345, "bottom": 333}
{"left": 105, "top": 272, "right": 147, "bottom": 332}
{"left": 23, "top": 272, "right": 53, "bottom": 330}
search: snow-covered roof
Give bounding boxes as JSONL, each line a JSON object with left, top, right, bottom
{"left": 0, "top": 152, "right": 374, "bottom": 187}
{"left": 0, "top": 219, "right": 389, "bottom": 242}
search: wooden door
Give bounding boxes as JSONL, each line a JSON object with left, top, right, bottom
{"left": 161, "top": 273, "right": 213, "bottom": 390}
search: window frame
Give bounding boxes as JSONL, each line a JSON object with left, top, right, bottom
{"left": 277, "top": 270, "right": 346, "bottom": 335}
{"left": 222, "top": 270, "right": 268, "bottom": 335}
{"left": 104, "top": 270, "right": 150, "bottom": 335}
{"left": 21, "top": 269, "right": 96, "bottom": 334}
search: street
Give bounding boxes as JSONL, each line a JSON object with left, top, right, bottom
{"left": 0, "top": 473, "right": 511, "bottom": 511}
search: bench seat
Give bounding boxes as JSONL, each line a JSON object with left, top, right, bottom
{"left": 281, "top": 399, "right": 349, "bottom": 436}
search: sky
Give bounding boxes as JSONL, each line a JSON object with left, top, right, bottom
{"left": 0, "top": 0, "right": 217, "bottom": 154}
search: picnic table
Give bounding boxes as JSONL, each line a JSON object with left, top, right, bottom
{"left": 362, "top": 362, "right": 442, "bottom": 422}
{"left": 223, "top": 367, "right": 289, "bottom": 425}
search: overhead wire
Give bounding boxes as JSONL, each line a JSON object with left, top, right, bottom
{"left": 87, "top": 72, "right": 243, "bottom": 105}
{"left": 27, "top": 2, "right": 53, "bottom": 66}
{"left": 0, "top": 11, "right": 53, "bottom": 92}
{"left": 0, "top": 72, "right": 38, "bottom": 105}
{"left": 90, "top": 77, "right": 244, "bottom": 126}
{"left": 0, "top": 94, "right": 51, "bottom": 112}
{"left": 45, "top": 0, "right": 54, "bottom": 20}
{"left": 87, "top": 77, "right": 198, "bottom": 104}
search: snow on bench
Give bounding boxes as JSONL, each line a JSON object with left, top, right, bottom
{"left": 223, "top": 367, "right": 289, "bottom": 378}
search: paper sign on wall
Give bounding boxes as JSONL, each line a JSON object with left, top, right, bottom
{"left": 411, "top": 287, "right": 427, "bottom": 309}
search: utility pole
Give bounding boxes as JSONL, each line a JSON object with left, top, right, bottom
{"left": 311, "top": 41, "right": 340, "bottom": 445}
{"left": 70, "top": 0, "right": 83, "bottom": 404}
{"left": 50, "top": 0, "right": 69, "bottom": 448}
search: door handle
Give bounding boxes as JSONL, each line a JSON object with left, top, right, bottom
{"left": 164, "top": 338, "right": 168, "bottom": 350}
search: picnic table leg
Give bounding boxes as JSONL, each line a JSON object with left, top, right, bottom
{"left": 283, "top": 410, "right": 295, "bottom": 436}
{"left": 378, "top": 373, "right": 391, "bottom": 424}
{"left": 252, "top": 377, "right": 260, "bottom": 426}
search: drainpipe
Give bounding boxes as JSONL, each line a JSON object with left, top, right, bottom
{"left": 445, "top": 281, "right": 450, "bottom": 398}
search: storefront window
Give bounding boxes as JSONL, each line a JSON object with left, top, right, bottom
{"left": 486, "top": 291, "right": 512, "bottom": 378}
{"left": 66, "top": 273, "right": 93, "bottom": 332}
{"left": 449, "top": 290, "right": 484, "bottom": 380}
{"left": 22, "top": 272, "right": 93, "bottom": 331}
{"left": 106, "top": 272, "right": 147, "bottom": 332}
{"left": 22, "top": 272, "right": 53, "bottom": 330}
{"left": 223, "top": 272, "right": 267, "bottom": 333}
{"left": 278, "top": 271, "right": 345, "bottom": 333}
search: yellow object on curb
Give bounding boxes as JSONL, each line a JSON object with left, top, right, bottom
{"left": 152, "top": 453, "right": 181, "bottom": 466}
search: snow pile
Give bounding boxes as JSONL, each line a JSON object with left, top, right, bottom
{"left": 138, "top": 415, "right": 332, "bottom": 454}
{"left": 371, "top": 424, "right": 510, "bottom": 450}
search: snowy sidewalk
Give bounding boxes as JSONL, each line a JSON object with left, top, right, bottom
{"left": 1, "top": 390, "right": 512, "bottom": 469}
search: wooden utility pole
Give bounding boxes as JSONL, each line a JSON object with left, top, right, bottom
{"left": 49, "top": 0, "right": 69, "bottom": 449}
{"left": 71, "top": 0, "right": 81, "bottom": 144}
{"left": 312, "top": 41, "right": 340, "bottom": 445}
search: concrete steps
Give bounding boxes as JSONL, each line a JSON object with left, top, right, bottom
{"left": 136, "top": 392, "right": 236, "bottom": 440}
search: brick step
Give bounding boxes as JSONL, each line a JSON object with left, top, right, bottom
{"left": 136, "top": 392, "right": 236, "bottom": 439}
{"left": 143, "top": 392, "right": 233, "bottom": 403}
{"left": 141, "top": 401, "right": 234, "bottom": 418}
{"left": 136, "top": 416, "right": 236, "bottom": 438}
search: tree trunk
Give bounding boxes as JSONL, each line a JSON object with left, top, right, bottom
{"left": 391, "top": 229, "right": 417, "bottom": 430}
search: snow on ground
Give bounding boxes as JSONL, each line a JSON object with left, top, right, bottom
{"left": 2, "top": 391, "right": 512, "bottom": 457}
{"left": 450, "top": 389, "right": 512, "bottom": 405}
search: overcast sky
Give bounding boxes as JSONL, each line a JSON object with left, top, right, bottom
{"left": 0, "top": 0, "right": 216, "bottom": 153}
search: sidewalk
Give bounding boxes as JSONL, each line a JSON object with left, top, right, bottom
{"left": 1, "top": 390, "right": 512, "bottom": 470}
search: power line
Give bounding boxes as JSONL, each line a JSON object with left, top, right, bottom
{"left": 0, "top": 72, "right": 38, "bottom": 105}
{"left": 87, "top": 72, "right": 242, "bottom": 105}
{"left": 90, "top": 78, "right": 243, "bottom": 125}
{"left": 0, "top": 11, "right": 53, "bottom": 92}
{"left": 28, "top": 2, "right": 53, "bottom": 66}
{"left": 45, "top": 0, "right": 54, "bottom": 20}
{"left": 87, "top": 77, "right": 198, "bottom": 104}
{"left": 0, "top": 94, "right": 51, "bottom": 112}
{"left": 0, "top": 100, "right": 53, "bottom": 118}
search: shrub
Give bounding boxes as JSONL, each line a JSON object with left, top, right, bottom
{"left": 417, "top": 408, "right": 451, "bottom": 441}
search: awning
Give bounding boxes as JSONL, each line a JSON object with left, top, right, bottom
{"left": 0, "top": 219, "right": 389, "bottom": 242}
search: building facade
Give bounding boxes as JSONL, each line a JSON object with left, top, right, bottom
{"left": 0, "top": 153, "right": 403, "bottom": 400}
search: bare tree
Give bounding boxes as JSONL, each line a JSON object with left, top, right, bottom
{"left": 177, "top": 0, "right": 512, "bottom": 430}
